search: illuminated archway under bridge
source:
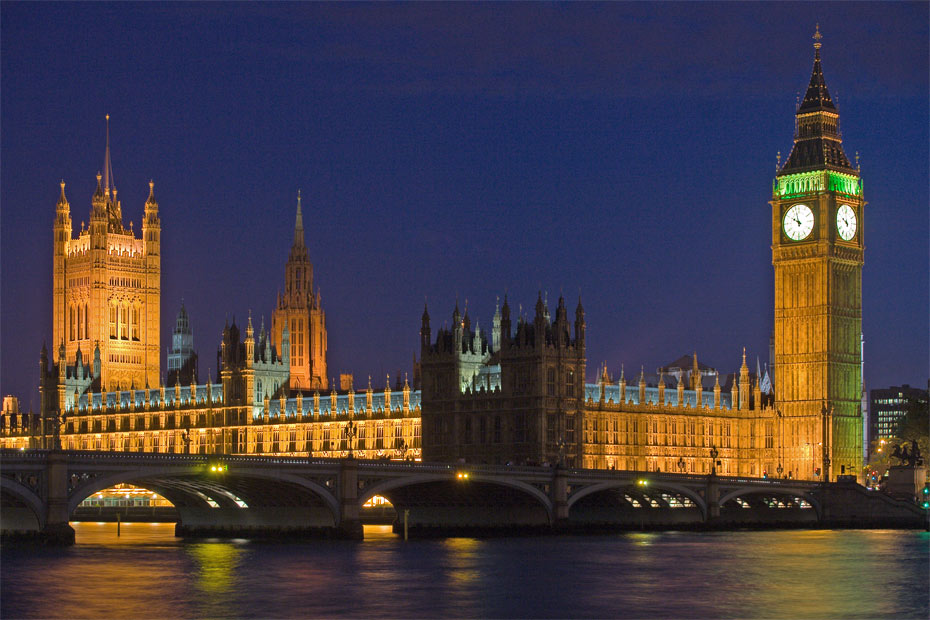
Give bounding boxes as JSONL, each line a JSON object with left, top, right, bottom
{"left": 1, "top": 450, "right": 925, "bottom": 544}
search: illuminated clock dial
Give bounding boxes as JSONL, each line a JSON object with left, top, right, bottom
{"left": 783, "top": 204, "right": 814, "bottom": 241}
{"left": 836, "top": 204, "right": 857, "bottom": 241}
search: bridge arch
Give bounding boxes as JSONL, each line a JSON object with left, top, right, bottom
{"left": 66, "top": 467, "right": 341, "bottom": 522}
{"left": 718, "top": 487, "right": 821, "bottom": 518}
{"left": 1, "top": 476, "right": 45, "bottom": 529}
{"left": 361, "top": 473, "right": 554, "bottom": 524}
{"left": 568, "top": 480, "right": 708, "bottom": 519}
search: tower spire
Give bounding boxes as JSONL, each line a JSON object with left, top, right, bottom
{"left": 294, "top": 189, "right": 304, "bottom": 247}
{"left": 103, "top": 114, "right": 115, "bottom": 201}
{"left": 780, "top": 26, "right": 854, "bottom": 175}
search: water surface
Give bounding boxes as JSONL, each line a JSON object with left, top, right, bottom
{"left": 2, "top": 523, "right": 927, "bottom": 619}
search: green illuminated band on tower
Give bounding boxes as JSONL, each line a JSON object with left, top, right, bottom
{"left": 773, "top": 171, "right": 861, "bottom": 199}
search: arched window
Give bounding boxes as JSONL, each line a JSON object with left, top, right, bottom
{"left": 120, "top": 304, "right": 128, "bottom": 340}
{"left": 69, "top": 306, "right": 75, "bottom": 341}
{"left": 131, "top": 306, "right": 140, "bottom": 341}
{"left": 84, "top": 303, "right": 89, "bottom": 340}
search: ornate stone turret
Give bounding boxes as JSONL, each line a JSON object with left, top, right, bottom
{"left": 677, "top": 370, "right": 685, "bottom": 408}
{"left": 714, "top": 371, "right": 721, "bottom": 409}
{"left": 420, "top": 303, "right": 431, "bottom": 351}
{"left": 491, "top": 297, "right": 501, "bottom": 353}
{"left": 638, "top": 366, "right": 646, "bottom": 404}
{"left": 657, "top": 371, "right": 665, "bottom": 406}
{"left": 574, "top": 296, "right": 585, "bottom": 349}
{"left": 695, "top": 367, "right": 703, "bottom": 409}
{"left": 245, "top": 313, "right": 255, "bottom": 368}
{"left": 500, "top": 296, "right": 511, "bottom": 346}
{"left": 619, "top": 364, "right": 626, "bottom": 403}
{"left": 739, "top": 348, "right": 750, "bottom": 411}
{"left": 731, "top": 371, "right": 739, "bottom": 412}
{"left": 690, "top": 352, "right": 700, "bottom": 390}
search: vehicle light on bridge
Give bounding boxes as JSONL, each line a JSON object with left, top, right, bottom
{"left": 637, "top": 479, "right": 648, "bottom": 486}
{"left": 456, "top": 472, "right": 469, "bottom": 480}
{"left": 210, "top": 463, "right": 228, "bottom": 473}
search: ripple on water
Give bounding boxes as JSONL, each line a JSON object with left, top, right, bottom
{"left": 1, "top": 525, "right": 927, "bottom": 619}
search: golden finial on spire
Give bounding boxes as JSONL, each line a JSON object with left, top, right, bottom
{"left": 813, "top": 23, "right": 822, "bottom": 50}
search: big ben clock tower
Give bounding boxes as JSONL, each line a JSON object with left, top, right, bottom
{"left": 772, "top": 26, "right": 864, "bottom": 481}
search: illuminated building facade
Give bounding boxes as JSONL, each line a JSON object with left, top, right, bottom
{"left": 0, "top": 31, "right": 866, "bottom": 482}
{"left": 53, "top": 117, "right": 160, "bottom": 392}
{"left": 868, "top": 385, "right": 929, "bottom": 453}
{"left": 420, "top": 297, "right": 785, "bottom": 477}
{"left": 272, "top": 192, "right": 328, "bottom": 391}
{"left": 771, "top": 26, "right": 864, "bottom": 480}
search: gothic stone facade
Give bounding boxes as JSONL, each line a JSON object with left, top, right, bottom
{"left": 53, "top": 124, "right": 160, "bottom": 392}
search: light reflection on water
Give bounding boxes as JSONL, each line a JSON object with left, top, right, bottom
{"left": 1, "top": 523, "right": 927, "bottom": 619}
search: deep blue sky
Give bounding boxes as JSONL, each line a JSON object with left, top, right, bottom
{"left": 2, "top": 3, "right": 928, "bottom": 409}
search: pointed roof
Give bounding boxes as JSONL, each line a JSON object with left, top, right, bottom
{"left": 104, "top": 115, "right": 113, "bottom": 198}
{"left": 293, "top": 189, "right": 305, "bottom": 247}
{"left": 798, "top": 26, "right": 835, "bottom": 114}
{"left": 780, "top": 26, "right": 855, "bottom": 175}
{"left": 57, "top": 180, "right": 69, "bottom": 208}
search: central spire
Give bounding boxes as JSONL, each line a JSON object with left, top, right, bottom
{"left": 798, "top": 24, "right": 835, "bottom": 114}
{"left": 779, "top": 26, "right": 855, "bottom": 175}
{"left": 103, "top": 114, "right": 115, "bottom": 201}
{"left": 294, "top": 189, "right": 305, "bottom": 247}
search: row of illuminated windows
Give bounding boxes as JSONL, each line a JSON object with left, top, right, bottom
{"left": 109, "top": 303, "right": 140, "bottom": 341}
{"left": 109, "top": 277, "right": 142, "bottom": 289}
{"left": 57, "top": 421, "right": 422, "bottom": 454}
{"left": 107, "top": 354, "right": 141, "bottom": 365}
{"left": 68, "top": 303, "right": 89, "bottom": 341}
{"left": 290, "top": 317, "right": 304, "bottom": 367}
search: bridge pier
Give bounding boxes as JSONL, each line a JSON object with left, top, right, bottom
{"left": 705, "top": 473, "right": 720, "bottom": 521}
{"left": 337, "top": 459, "right": 363, "bottom": 539}
{"left": 551, "top": 466, "right": 569, "bottom": 532}
{"left": 44, "top": 452, "right": 75, "bottom": 545}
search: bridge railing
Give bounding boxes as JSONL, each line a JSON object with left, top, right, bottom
{"left": 0, "top": 449, "right": 831, "bottom": 491}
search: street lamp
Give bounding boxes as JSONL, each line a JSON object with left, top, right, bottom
{"left": 557, "top": 435, "right": 566, "bottom": 468}
{"left": 52, "top": 409, "right": 66, "bottom": 451}
{"left": 344, "top": 420, "right": 357, "bottom": 459}
{"left": 709, "top": 445, "right": 719, "bottom": 476}
{"left": 677, "top": 456, "right": 686, "bottom": 473}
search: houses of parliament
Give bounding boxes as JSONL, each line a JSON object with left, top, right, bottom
{"left": 0, "top": 31, "right": 865, "bottom": 482}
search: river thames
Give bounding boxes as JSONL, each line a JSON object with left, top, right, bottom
{"left": 2, "top": 524, "right": 927, "bottom": 619}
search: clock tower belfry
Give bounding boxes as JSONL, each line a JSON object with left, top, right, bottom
{"left": 771, "top": 26, "right": 864, "bottom": 482}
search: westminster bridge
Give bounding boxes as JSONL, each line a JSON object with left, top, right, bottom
{"left": 1, "top": 449, "right": 923, "bottom": 544}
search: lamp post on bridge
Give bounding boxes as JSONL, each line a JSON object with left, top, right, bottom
{"left": 51, "top": 409, "right": 66, "bottom": 451}
{"left": 344, "top": 420, "right": 357, "bottom": 459}
{"left": 776, "top": 409, "right": 785, "bottom": 478}
{"left": 677, "top": 456, "right": 686, "bottom": 474}
{"left": 709, "top": 445, "right": 719, "bottom": 476}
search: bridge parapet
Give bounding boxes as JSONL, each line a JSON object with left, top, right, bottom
{"left": 3, "top": 452, "right": 926, "bottom": 544}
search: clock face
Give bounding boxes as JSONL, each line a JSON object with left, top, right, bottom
{"left": 836, "top": 204, "right": 857, "bottom": 240}
{"left": 783, "top": 204, "right": 815, "bottom": 241}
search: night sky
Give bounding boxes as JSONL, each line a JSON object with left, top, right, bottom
{"left": 2, "top": 3, "right": 927, "bottom": 410}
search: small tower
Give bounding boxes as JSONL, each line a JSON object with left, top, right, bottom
{"left": 167, "top": 302, "right": 198, "bottom": 387}
{"left": 574, "top": 296, "right": 586, "bottom": 350}
{"left": 420, "top": 303, "right": 431, "bottom": 351}
{"left": 739, "top": 348, "right": 750, "bottom": 411}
